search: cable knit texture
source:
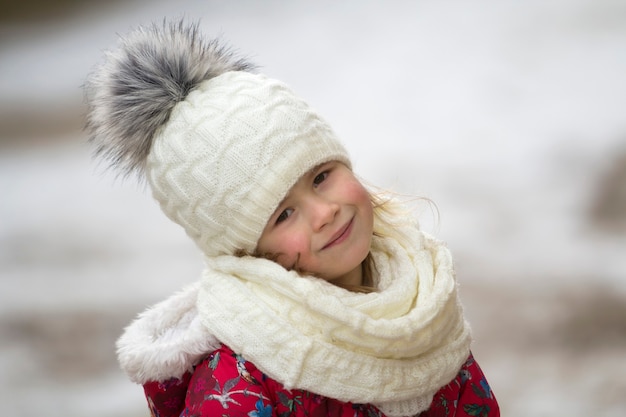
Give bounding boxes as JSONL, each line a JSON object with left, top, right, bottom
{"left": 85, "top": 21, "right": 351, "bottom": 258}
{"left": 118, "top": 217, "right": 472, "bottom": 417}
{"left": 147, "top": 71, "right": 350, "bottom": 257}
{"left": 92, "top": 20, "right": 474, "bottom": 417}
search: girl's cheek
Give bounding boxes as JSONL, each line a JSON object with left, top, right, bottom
{"left": 274, "top": 252, "right": 295, "bottom": 270}
{"left": 282, "top": 233, "right": 307, "bottom": 254}
{"left": 348, "top": 182, "right": 371, "bottom": 205}
{"left": 272, "top": 232, "right": 306, "bottom": 264}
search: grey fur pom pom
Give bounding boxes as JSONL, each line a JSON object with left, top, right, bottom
{"left": 84, "top": 19, "right": 256, "bottom": 178}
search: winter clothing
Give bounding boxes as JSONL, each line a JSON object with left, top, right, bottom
{"left": 85, "top": 19, "right": 499, "bottom": 417}
{"left": 85, "top": 21, "right": 350, "bottom": 258}
{"left": 143, "top": 345, "right": 497, "bottom": 417}
{"left": 118, "top": 222, "right": 473, "bottom": 416}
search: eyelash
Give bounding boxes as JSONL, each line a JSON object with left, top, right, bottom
{"left": 313, "top": 171, "right": 329, "bottom": 186}
{"left": 276, "top": 208, "right": 293, "bottom": 224}
{"left": 275, "top": 168, "right": 331, "bottom": 224}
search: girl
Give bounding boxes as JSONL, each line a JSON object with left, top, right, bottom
{"left": 85, "top": 20, "right": 499, "bottom": 417}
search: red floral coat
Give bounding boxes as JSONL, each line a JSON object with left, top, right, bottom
{"left": 143, "top": 344, "right": 499, "bottom": 417}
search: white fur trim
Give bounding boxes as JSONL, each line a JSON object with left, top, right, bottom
{"left": 116, "top": 282, "right": 220, "bottom": 384}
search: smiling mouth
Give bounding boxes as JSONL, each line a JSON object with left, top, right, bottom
{"left": 323, "top": 218, "right": 354, "bottom": 249}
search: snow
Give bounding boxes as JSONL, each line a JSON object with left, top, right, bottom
{"left": 1, "top": 0, "right": 625, "bottom": 416}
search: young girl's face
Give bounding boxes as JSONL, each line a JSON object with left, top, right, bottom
{"left": 257, "top": 161, "right": 373, "bottom": 287}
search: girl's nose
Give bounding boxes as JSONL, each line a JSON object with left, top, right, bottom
{"left": 309, "top": 197, "right": 339, "bottom": 231}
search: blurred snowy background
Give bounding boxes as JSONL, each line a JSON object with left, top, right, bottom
{"left": 1, "top": 0, "right": 625, "bottom": 416}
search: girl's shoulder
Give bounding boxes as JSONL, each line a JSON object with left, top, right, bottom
{"left": 182, "top": 344, "right": 270, "bottom": 416}
{"left": 144, "top": 347, "right": 499, "bottom": 417}
{"left": 182, "top": 344, "right": 385, "bottom": 417}
{"left": 142, "top": 345, "right": 265, "bottom": 417}
{"left": 423, "top": 353, "right": 500, "bottom": 417}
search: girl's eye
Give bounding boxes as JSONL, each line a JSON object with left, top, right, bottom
{"left": 313, "top": 171, "right": 329, "bottom": 186}
{"left": 276, "top": 208, "right": 293, "bottom": 224}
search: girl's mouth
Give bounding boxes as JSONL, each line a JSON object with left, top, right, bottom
{"left": 323, "top": 217, "right": 354, "bottom": 249}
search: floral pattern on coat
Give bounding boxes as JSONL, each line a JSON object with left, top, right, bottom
{"left": 143, "top": 345, "right": 499, "bottom": 417}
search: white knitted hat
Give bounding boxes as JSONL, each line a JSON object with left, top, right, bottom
{"left": 85, "top": 20, "right": 350, "bottom": 256}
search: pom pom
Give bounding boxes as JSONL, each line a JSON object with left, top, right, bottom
{"left": 84, "top": 19, "right": 256, "bottom": 178}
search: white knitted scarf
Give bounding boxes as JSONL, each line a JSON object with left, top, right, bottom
{"left": 117, "top": 221, "right": 471, "bottom": 417}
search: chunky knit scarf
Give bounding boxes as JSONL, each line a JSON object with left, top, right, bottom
{"left": 117, "top": 221, "right": 471, "bottom": 417}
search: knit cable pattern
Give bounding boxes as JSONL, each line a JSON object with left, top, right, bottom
{"left": 197, "top": 223, "right": 472, "bottom": 416}
{"left": 147, "top": 72, "right": 350, "bottom": 256}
